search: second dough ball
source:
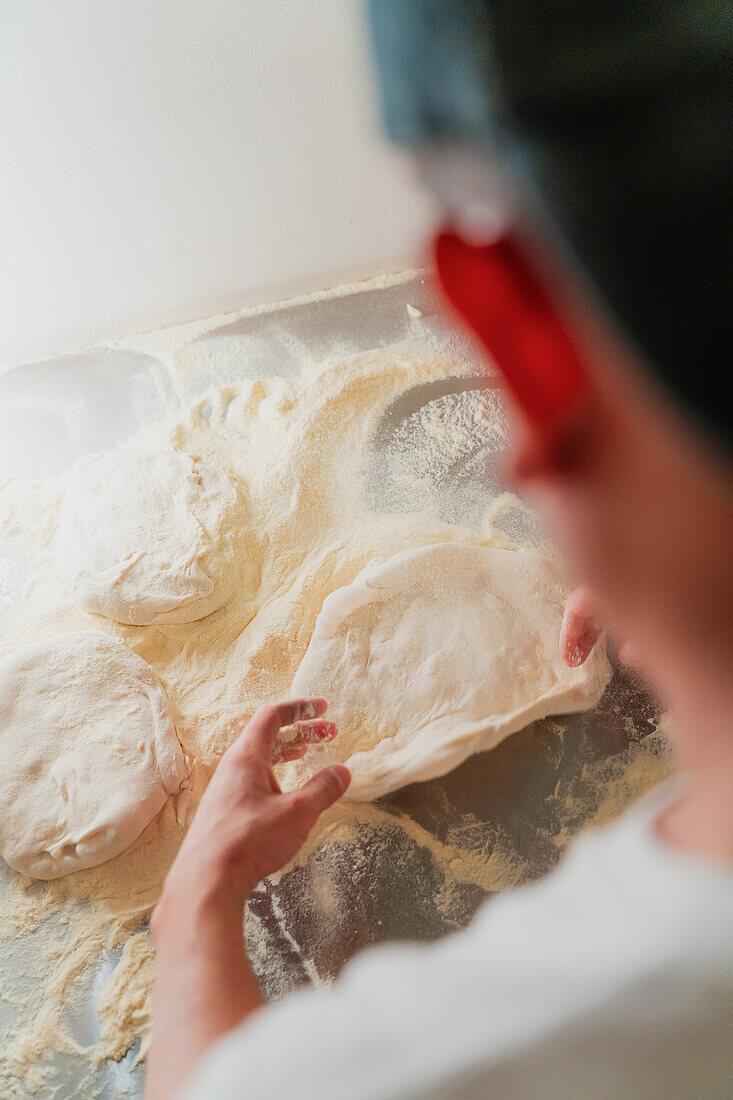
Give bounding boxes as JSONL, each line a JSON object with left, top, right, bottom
{"left": 292, "top": 544, "right": 612, "bottom": 800}
{"left": 55, "top": 450, "right": 258, "bottom": 626}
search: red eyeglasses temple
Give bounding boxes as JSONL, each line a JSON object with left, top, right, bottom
{"left": 433, "top": 230, "right": 587, "bottom": 430}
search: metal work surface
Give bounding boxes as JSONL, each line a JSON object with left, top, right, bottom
{"left": 0, "top": 273, "right": 667, "bottom": 1098}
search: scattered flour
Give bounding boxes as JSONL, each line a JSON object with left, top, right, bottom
{"left": 0, "top": 280, "right": 670, "bottom": 1095}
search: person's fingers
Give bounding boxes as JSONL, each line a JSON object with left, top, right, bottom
{"left": 288, "top": 765, "right": 351, "bottom": 821}
{"left": 561, "top": 585, "right": 602, "bottom": 667}
{"left": 244, "top": 698, "right": 328, "bottom": 757}
{"left": 292, "top": 718, "right": 337, "bottom": 745}
{"left": 277, "top": 698, "right": 328, "bottom": 727}
{"left": 564, "top": 584, "right": 597, "bottom": 622}
{"left": 276, "top": 744, "right": 309, "bottom": 763}
{"left": 271, "top": 719, "right": 337, "bottom": 764}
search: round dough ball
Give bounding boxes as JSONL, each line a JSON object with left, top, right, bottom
{"left": 292, "top": 544, "right": 611, "bottom": 800}
{"left": 0, "top": 631, "right": 189, "bottom": 879}
{"left": 54, "top": 449, "right": 256, "bottom": 626}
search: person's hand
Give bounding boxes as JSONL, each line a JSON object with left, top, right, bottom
{"left": 156, "top": 698, "right": 350, "bottom": 916}
{"left": 560, "top": 585, "right": 602, "bottom": 667}
{"left": 146, "top": 700, "right": 350, "bottom": 1099}
{"left": 560, "top": 584, "right": 638, "bottom": 668}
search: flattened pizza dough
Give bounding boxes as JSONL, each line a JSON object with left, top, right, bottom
{"left": 292, "top": 544, "right": 611, "bottom": 800}
{"left": 54, "top": 449, "right": 257, "bottom": 626}
{"left": 0, "top": 631, "right": 188, "bottom": 879}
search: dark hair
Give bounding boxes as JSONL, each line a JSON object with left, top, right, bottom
{"left": 368, "top": 0, "right": 732, "bottom": 447}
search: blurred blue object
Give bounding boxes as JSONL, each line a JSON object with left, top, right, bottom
{"left": 366, "top": 0, "right": 733, "bottom": 449}
{"left": 366, "top": 0, "right": 496, "bottom": 145}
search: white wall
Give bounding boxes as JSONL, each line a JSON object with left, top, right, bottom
{"left": 0, "top": 0, "right": 436, "bottom": 366}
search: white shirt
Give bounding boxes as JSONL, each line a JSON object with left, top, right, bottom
{"left": 181, "top": 785, "right": 733, "bottom": 1099}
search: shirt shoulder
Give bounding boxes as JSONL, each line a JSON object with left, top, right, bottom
{"left": 180, "top": 782, "right": 733, "bottom": 1100}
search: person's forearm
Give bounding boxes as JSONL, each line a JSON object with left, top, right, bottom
{"left": 144, "top": 699, "right": 350, "bottom": 1098}
{"left": 145, "top": 877, "right": 264, "bottom": 1100}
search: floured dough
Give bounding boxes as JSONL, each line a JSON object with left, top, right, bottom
{"left": 292, "top": 544, "right": 612, "bottom": 800}
{"left": 0, "top": 631, "right": 188, "bottom": 879}
{"left": 54, "top": 449, "right": 257, "bottom": 625}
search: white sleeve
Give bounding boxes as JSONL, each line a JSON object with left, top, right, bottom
{"left": 178, "top": 798, "right": 733, "bottom": 1100}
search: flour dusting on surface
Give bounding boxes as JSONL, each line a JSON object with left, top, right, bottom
{"left": 0, "top": 274, "right": 670, "bottom": 1096}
